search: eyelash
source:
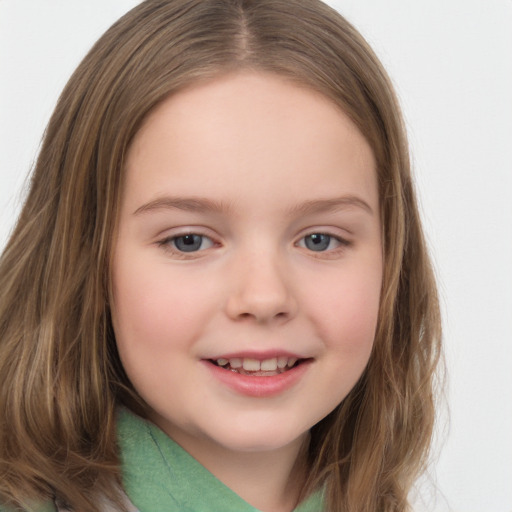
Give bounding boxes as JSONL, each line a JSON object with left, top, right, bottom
{"left": 156, "top": 231, "right": 351, "bottom": 257}
{"left": 157, "top": 232, "right": 217, "bottom": 257}
{"left": 295, "top": 233, "right": 350, "bottom": 253}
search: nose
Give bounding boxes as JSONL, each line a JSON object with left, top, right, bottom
{"left": 225, "top": 248, "right": 298, "bottom": 324}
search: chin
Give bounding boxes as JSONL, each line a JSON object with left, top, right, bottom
{"left": 202, "top": 418, "right": 310, "bottom": 454}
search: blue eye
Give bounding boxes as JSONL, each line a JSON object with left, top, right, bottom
{"left": 304, "top": 233, "right": 331, "bottom": 251}
{"left": 298, "top": 233, "right": 347, "bottom": 252}
{"left": 172, "top": 234, "right": 213, "bottom": 252}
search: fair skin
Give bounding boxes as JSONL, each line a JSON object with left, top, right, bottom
{"left": 111, "top": 71, "right": 382, "bottom": 512}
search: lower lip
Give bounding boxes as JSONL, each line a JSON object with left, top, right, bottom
{"left": 202, "top": 360, "right": 311, "bottom": 398}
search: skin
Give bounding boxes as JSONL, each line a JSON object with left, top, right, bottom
{"left": 111, "top": 71, "right": 382, "bottom": 512}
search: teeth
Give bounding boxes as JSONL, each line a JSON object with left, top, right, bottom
{"left": 260, "top": 358, "right": 277, "bottom": 371}
{"left": 229, "top": 357, "right": 242, "bottom": 368}
{"left": 215, "top": 356, "right": 301, "bottom": 371}
{"left": 243, "top": 358, "right": 261, "bottom": 371}
{"left": 277, "top": 356, "right": 288, "bottom": 369}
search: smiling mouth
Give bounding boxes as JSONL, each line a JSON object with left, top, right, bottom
{"left": 209, "top": 356, "right": 306, "bottom": 376}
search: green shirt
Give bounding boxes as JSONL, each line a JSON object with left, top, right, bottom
{"left": 118, "top": 407, "right": 324, "bottom": 511}
{"left": 1, "top": 409, "right": 324, "bottom": 511}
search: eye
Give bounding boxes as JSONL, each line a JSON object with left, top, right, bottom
{"left": 298, "top": 233, "right": 347, "bottom": 252}
{"left": 168, "top": 234, "right": 214, "bottom": 253}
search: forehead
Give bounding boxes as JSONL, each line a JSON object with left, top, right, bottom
{"left": 123, "top": 71, "right": 377, "bottom": 216}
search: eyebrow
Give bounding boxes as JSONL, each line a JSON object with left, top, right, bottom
{"left": 133, "top": 195, "right": 374, "bottom": 216}
{"left": 133, "top": 197, "right": 232, "bottom": 215}
{"left": 287, "top": 196, "right": 374, "bottom": 216}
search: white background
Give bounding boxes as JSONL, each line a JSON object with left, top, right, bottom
{"left": 1, "top": 2, "right": 511, "bottom": 511}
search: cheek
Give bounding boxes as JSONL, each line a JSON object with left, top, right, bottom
{"left": 111, "top": 256, "right": 209, "bottom": 355}
{"left": 304, "top": 262, "right": 382, "bottom": 358}
{"left": 110, "top": 257, "right": 211, "bottom": 406}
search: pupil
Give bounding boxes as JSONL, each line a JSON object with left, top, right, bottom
{"left": 305, "top": 233, "right": 330, "bottom": 251}
{"left": 175, "top": 234, "right": 202, "bottom": 252}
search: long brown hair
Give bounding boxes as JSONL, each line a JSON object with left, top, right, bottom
{"left": 0, "top": 1, "right": 442, "bottom": 510}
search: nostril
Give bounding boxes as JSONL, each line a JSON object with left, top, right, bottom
{"left": 234, "top": 310, "right": 289, "bottom": 322}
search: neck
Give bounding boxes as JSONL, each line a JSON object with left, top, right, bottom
{"left": 197, "top": 439, "right": 308, "bottom": 512}
{"left": 158, "top": 422, "right": 309, "bottom": 512}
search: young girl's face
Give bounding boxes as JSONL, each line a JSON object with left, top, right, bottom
{"left": 111, "top": 72, "right": 382, "bottom": 458}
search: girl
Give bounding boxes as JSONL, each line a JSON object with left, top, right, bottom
{"left": 0, "top": 1, "right": 442, "bottom": 511}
